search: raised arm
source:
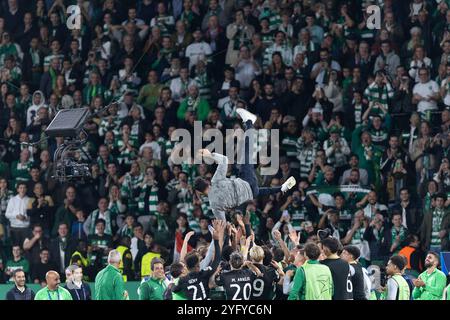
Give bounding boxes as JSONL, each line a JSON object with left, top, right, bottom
{"left": 180, "top": 231, "right": 196, "bottom": 263}
{"left": 273, "top": 229, "right": 290, "bottom": 262}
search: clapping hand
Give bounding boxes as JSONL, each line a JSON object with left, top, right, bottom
{"left": 273, "top": 229, "right": 282, "bottom": 241}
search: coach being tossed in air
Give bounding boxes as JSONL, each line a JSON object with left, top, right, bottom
{"left": 194, "top": 108, "right": 296, "bottom": 221}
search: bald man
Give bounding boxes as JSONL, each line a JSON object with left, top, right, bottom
{"left": 34, "top": 271, "right": 73, "bottom": 300}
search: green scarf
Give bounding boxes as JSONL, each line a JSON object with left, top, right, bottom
{"left": 49, "top": 67, "right": 58, "bottom": 89}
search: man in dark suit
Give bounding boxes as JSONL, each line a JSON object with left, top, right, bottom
{"left": 391, "top": 188, "right": 421, "bottom": 234}
{"left": 49, "top": 222, "right": 77, "bottom": 281}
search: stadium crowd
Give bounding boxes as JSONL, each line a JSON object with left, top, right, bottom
{"left": 0, "top": 0, "right": 450, "bottom": 300}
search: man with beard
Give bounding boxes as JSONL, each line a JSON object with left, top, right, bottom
{"left": 253, "top": 82, "right": 280, "bottom": 123}
{"left": 340, "top": 154, "right": 369, "bottom": 186}
{"left": 380, "top": 135, "right": 407, "bottom": 180}
{"left": 412, "top": 251, "right": 447, "bottom": 300}
{"left": 6, "top": 269, "right": 35, "bottom": 300}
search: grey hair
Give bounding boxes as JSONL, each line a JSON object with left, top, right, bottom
{"left": 188, "top": 83, "right": 199, "bottom": 90}
{"left": 410, "top": 27, "right": 422, "bottom": 35}
{"left": 108, "top": 250, "right": 122, "bottom": 264}
{"left": 66, "top": 264, "right": 81, "bottom": 274}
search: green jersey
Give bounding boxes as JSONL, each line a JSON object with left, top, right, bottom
{"left": 88, "top": 234, "right": 113, "bottom": 267}
{"left": 139, "top": 277, "right": 168, "bottom": 300}
{"left": 288, "top": 260, "right": 333, "bottom": 300}
{"left": 5, "top": 258, "right": 30, "bottom": 283}
{"left": 34, "top": 286, "right": 73, "bottom": 300}
{"left": 412, "top": 268, "right": 447, "bottom": 300}
{"left": 94, "top": 264, "right": 126, "bottom": 300}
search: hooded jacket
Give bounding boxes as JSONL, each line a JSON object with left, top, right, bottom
{"left": 26, "top": 90, "right": 46, "bottom": 126}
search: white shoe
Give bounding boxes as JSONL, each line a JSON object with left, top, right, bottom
{"left": 281, "top": 176, "right": 296, "bottom": 193}
{"left": 236, "top": 108, "right": 257, "bottom": 125}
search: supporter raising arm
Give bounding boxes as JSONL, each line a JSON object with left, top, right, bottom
{"left": 172, "top": 220, "right": 225, "bottom": 300}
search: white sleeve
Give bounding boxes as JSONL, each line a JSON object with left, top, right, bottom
{"left": 386, "top": 278, "right": 399, "bottom": 300}
{"left": 83, "top": 214, "right": 92, "bottom": 236}
{"left": 432, "top": 81, "right": 440, "bottom": 93}
{"left": 5, "top": 199, "right": 16, "bottom": 221}
{"left": 283, "top": 275, "right": 292, "bottom": 295}
{"left": 205, "top": 43, "right": 212, "bottom": 55}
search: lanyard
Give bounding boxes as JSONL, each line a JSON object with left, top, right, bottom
{"left": 74, "top": 285, "right": 85, "bottom": 300}
{"left": 47, "top": 289, "right": 60, "bottom": 300}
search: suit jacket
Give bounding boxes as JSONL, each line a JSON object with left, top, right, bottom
{"left": 392, "top": 202, "right": 421, "bottom": 234}
{"left": 49, "top": 236, "right": 77, "bottom": 275}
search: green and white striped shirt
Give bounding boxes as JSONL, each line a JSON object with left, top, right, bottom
{"left": 296, "top": 139, "right": 318, "bottom": 178}
{"left": 364, "top": 82, "right": 394, "bottom": 112}
{"left": 138, "top": 183, "right": 159, "bottom": 216}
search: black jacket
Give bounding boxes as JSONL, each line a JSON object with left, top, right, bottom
{"left": 49, "top": 236, "right": 77, "bottom": 276}
{"left": 391, "top": 202, "right": 421, "bottom": 234}
{"left": 6, "top": 285, "right": 35, "bottom": 300}
{"left": 65, "top": 281, "right": 92, "bottom": 300}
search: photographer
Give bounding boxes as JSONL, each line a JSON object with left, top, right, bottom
{"left": 392, "top": 74, "right": 414, "bottom": 114}
{"left": 310, "top": 48, "right": 341, "bottom": 86}
{"left": 342, "top": 211, "right": 370, "bottom": 267}
{"left": 323, "top": 126, "right": 350, "bottom": 177}
{"left": 280, "top": 180, "right": 318, "bottom": 231}
{"left": 408, "top": 46, "right": 432, "bottom": 83}
{"left": 225, "top": 10, "right": 254, "bottom": 66}
{"left": 317, "top": 209, "right": 347, "bottom": 242}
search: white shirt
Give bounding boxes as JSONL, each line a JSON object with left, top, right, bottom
{"left": 170, "top": 77, "right": 195, "bottom": 102}
{"left": 409, "top": 57, "right": 432, "bottom": 82}
{"left": 235, "top": 60, "right": 261, "bottom": 89}
{"left": 5, "top": 194, "right": 30, "bottom": 228}
{"left": 139, "top": 142, "right": 162, "bottom": 160}
{"left": 401, "top": 205, "right": 408, "bottom": 229}
{"left": 117, "top": 102, "right": 145, "bottom": 120}
{"left": 185, "top": 41, "right": 212, "bottom": 70}
{"left": 311, "top": 60, "right": 342, "bottom": 85}
{"left": 413, "top": 80, "right": 439, "bottom": 113}
{"left": 441, "top": 78, "right": 450, "bottom": 106}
